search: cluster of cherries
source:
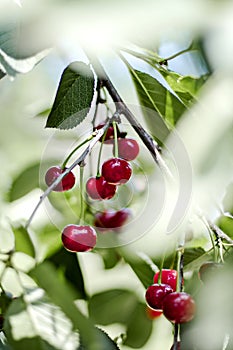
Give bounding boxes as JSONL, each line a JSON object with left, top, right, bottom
{"left": 44, "top": 122, "right": 139, "bottom": 253}
{"left": 145, "top": 268, "right": 195, "bottom": 325}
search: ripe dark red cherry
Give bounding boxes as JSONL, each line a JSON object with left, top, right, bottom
{"left": 61, "top": 225, "right": 97, "bottom": 252}
{"left": 101, "top": 158, "right": 132, "bottom": 185}
{"left": 113, "top": 138, "right": 140, "bottom": 161}
{"left": 146, "top": 307, "right": 163, "bottom": 320}
{"left": 95, "top": 123, "right": 116, "bottom": 143}
{"left": 86, "top": 176, "right": 116, "bottom": 200}
{"left": 45, "top": 166, "right": 75, "bottom": 192}
{"left": 94, "top": 208, "right": 131, "bottom": 232}
{"left": 153, "top": 269, "right": 178, "bottom": 292}
{"left": 145, "top": 283, "right": 173, "bottom": 310}
{"left": 163, "top": 292, "right": 196, "bottom": 323}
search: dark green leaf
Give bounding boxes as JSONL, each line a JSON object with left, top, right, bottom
{"left": 130, "top": 69, "right": 186, "bottom": 142}
{"left": 7, "top": 160, "right": 58, "bottom": 202}
{"left": 183, "top": 247, "right": 206, "bottom": 266}
{"left": 30, "top": 262, "right": 116, "bottom": 350}
{"left": 46, "top": 62, "right": 94, "bottom": 129}
{"left": 0, "top": 70, "right": 5, "bottom": 80}
{"left": 47, "top": 248, "right": 86, "bottom": 299}
{"left": 78, "top": 329, "right": 120, "bottom": 350}
{"left": 183, "top": 247, "right": 209, "bottom": 271}
{"left": 123, "top": 255, "right": 155, "bottom": 288}
{"left": 124, "top": 303, "right": 152, "bottom": 348}
{"left": 11, "top": 225, "right": 35, "bottom": 258}
{"left": 88, "top": 289, "right": 138, "bottom": 325}
{"left": 97, "top": 249, "right": 121, "bottom": 269}
{"left": 4, "top": 292, "right": 79, "bottom": 350}
{"left": 218, "top": 216, "right": 233, "bottom": 239}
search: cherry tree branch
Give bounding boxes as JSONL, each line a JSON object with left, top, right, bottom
{"left": 25, "top": 122, "right": 113, "bottom": 229}
{"left": 85, "top": 52, "right": 173, "bottom": 178}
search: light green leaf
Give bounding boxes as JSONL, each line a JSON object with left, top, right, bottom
{"left": 130, "top": 69, "right": 185, "bottom": 142}
{"left": 46, "top": 62, "right": 95, "bottom": 130}
{"left": 0, "top": 22, "right": 49, "bottom": 77}
{"left": 88, "top": 289, "right": 138, "bottom": 325}
{"left": 122, "top": 255, "right": 155, "bottom": 289}
{"left": 30, "top": 262, "right": 118, "bottom": 350}
{"left": 11, "top": 225, "right": 35, "bottom": 258}
{"left": 4, "top": 291, "right": 79, "bottom": 350}
{"left": 160, "top": 70, "right": 208, "bottom": 106}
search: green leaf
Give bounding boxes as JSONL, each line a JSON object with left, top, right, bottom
{"left": 78, "top": 329, "right": 120, "bottom": 350}
{"left": 7, "top": 160, "right": 57, "bottom": 202}
{"left": 46, "top": 62, "right": 95, "bottom": 130}
{"left": 218, "top": 216, "right": 233, "bottom": 239}
{"left": 29, "top": 262, "right": 118, "bottom": 350}
{"left": 222, "top": 183, "right": 233, "bottom": 214}
{"left": 88, "top": 289, "right": 138, "bottom": 325}
{"left": 97, "top": 248, "right": 121, "bottom": 269}
{"left": 184, "top": 247, "right": 210, "bottom": 272}
{"left": 130, "top": 69, "right": 186, "bottom": 142}
{"left": 0, "top": 22, "right": 49, "bottom": 77}
{"left": 47, "top": 248, "right": 86, "bottom": 299}
{"left": 123, "top": 255, "right": 155, "bottom": 289}
{"left": 124, "top": 303, "right": 152, "bottom": 348}
{"left": 160, "top": 70, "right": 208, "bottom": 106}
{"left": 4, "top": 291, "right": 79, "bottom": 350}
{"left": 11, "top": 225, "right": 35, "bottom": 258}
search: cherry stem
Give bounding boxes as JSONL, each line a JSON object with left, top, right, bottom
{"left": 113, "top": 121, "right": 118, "bottom": 158}
{"left": 25, "top": 122, "right": 112, "bottom": 229}
{"left": 61, "top": 135, "right": 94, "bottom": 169}
{"left": 79, "top": 162, "right": 85, "bottom": 225}
{"left": 96, "top": 129, "right": 108, "bottom": 177}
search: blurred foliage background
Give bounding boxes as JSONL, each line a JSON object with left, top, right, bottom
{"left": 1, "top": 0, "right": 233, "bottom": 349}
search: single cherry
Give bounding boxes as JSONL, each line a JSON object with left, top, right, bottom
{"left": 86, "top": 176, "right": 116, "bottom": 200}
{"left": 163, "top": 292, "right": 196, "bottom": 323}
{"left": 113, "top": 138, "right": 139, "bottom": 161}
{"left": 145, "top": 283, "right": 173, "bottom": 310}
{"left": 94, "top": 208, "right": 131, "bottom": 232}
{"left": 45, "top": 166, "right": 75, "bottom": 192}
{"left": 146, "top": 307, "right": 163, "bottom": 320}
{"left": 153, "top": 269, "right": 178, "bottom": 292}
{"left": 62, "top": 225, "right": 97, "bottom": 252}
{"left": 95, "top": 123, "right": 117, "bottom": 143}
{"left": 101, "top": 158, "right": 132, "bottom": 185}
{"left": 199, "top": 262, "right": 222, "bottom": 283}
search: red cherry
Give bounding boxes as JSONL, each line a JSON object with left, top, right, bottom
{"left": 102, "top": 158, "right": 132, "bottom": 185}
{"left": 153, "top": 269, "right": 178, "bottom": 292}
{"left": 163, "top": 292, "right": 196, "bottom": 323}
{"left": 113, "top": 138, "right": 139, "bottom": 161}
{"left": 86, "top": 176, "right": 116, "bottom": 200}
{"left": 95, "top": 123, "right": 117, "bottom": 143}
{"left": 94, "top": 208, "right": 131, "bottom": 232}
{"left": 61, "top": 225, "right": 97, "bottom": 252}
{"left": 45, "top": 166, "right": 75, "bottom": 192}
{"left": 146, "top": 307, "right": 163, "bottom": 320}
{"left": 145, "top": 283, "right": 173, "bottom": 310}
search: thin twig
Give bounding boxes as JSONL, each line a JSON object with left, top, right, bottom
{"left": 25, "top": 122, "right": 113, "bottom": 229}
